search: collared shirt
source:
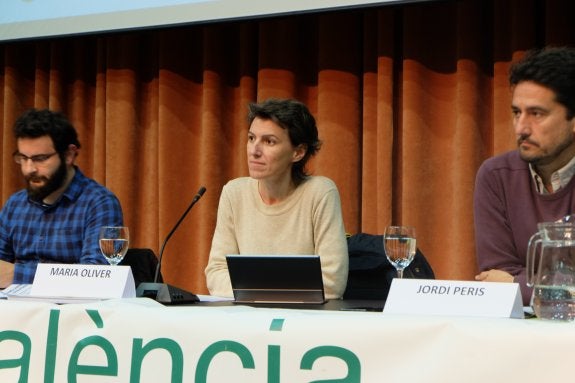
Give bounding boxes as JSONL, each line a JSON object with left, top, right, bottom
{"left": 0, "top": 168, "right": 123, "bottom": 283}
{"left": 529, "top": 155, "right": 575, "bottom": 194}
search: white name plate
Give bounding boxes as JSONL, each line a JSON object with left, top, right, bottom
{"left": 31, "top": 264, "right": 136, "bottom": 300}
{"left": 384, "top": 279, "right": 524, "bottom": 319}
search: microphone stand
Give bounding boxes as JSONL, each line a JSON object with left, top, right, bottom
{"left": 136, "top": 186, "right": 206, "bottom": 304}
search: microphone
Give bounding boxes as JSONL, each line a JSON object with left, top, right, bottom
{"left": 136, "top": 186, "right": 206, "bottom": 304}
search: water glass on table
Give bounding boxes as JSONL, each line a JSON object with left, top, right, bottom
{"left": 99, "top": 226, "right": 130, "bottom": 266}
{"left": 383, "top": 226, "right": 416, "bottom": 278}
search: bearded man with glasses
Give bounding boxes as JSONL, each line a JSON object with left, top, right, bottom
{"left": 0, "top": 108, "right": 123, "bottom": 286}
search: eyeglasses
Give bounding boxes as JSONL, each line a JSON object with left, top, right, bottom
{"left": 13, "top": 151, "right": 58, "bottom": 165}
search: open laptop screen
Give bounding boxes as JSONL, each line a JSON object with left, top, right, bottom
{"left": 225, "top": 254, "right": 325, "bottom": 304}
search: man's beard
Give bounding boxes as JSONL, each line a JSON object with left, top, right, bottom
{"left": 26, "top": 161, "right": 67, "bottom": 202}
{"left": 519, "top": 134, "right": 575, "bottom": 166}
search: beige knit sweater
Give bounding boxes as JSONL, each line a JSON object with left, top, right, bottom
{"left": 205, "top": 176, "right": 348, "bottom": 299}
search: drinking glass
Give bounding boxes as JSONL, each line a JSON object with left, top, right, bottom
{"left": 99, "top": 226, "right": 130, "bottom": 266}
{"left": 383, "top": 226, "right": 416, "bottom": 278}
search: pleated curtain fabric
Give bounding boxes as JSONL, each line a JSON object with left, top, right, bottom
{"left": 0, "top": 0, "right": 573, "bottom": 294}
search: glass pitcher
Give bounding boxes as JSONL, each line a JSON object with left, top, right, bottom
{"left": 527, "top": 221, "right": 575, "bottom": 320}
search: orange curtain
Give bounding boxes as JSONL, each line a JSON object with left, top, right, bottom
{"left": 1, "top": 0, "right": 574, "bottom": 294}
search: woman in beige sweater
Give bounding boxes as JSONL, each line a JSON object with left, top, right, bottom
{"left": 205, "top": 98, "right": 348, "bottom": 299}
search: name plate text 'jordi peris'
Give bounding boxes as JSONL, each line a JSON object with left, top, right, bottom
{"left": 29, "top": 264, "right": 135, "bottom": 302}
{"left": 384, "top": 279, "right": 523, "bottom": 319}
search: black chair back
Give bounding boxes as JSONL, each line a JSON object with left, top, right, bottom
{"left": 344, "top": 233, "right": 435, "bottom": 300}
{"left": 119, "top": 248, "right": 163, "bottom": 288}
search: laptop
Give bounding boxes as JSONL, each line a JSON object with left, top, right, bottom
{"left": 225, "top": 254, "right": 326, "bottom": 304}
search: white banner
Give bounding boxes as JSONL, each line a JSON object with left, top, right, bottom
{"left": 0, "top": 299, "right": 572, "bottom": 382}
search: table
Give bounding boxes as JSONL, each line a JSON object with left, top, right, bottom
{"left": 0, "top": 298, "right": 572, "bottom": 382}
